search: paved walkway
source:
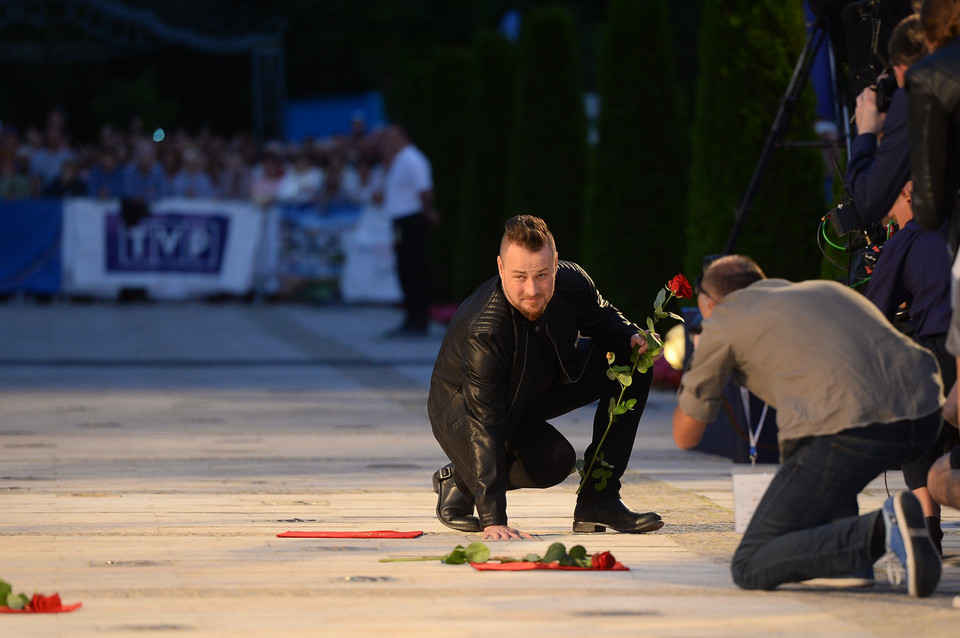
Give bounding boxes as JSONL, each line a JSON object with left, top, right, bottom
{"left": 0, "top": 301, "right": 957, "bottom": 637}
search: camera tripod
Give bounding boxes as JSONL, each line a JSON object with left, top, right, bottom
{"left": 722, "top": 15, "right": 852, "bottom": 255}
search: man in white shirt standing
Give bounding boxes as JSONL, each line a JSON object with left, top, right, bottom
{"left": 381, "top": 125, "right": 438, "bottom": 336}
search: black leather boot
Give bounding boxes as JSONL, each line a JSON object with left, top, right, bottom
{"left": 432, "top": 464, "right": 482, "bottom": 532}
{"left": 573, "top": 497, "right": 663, "bottom": 533}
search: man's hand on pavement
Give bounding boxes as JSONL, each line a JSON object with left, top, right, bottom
{"left": 482, "top": 525, "right": 532, "bottom": 540}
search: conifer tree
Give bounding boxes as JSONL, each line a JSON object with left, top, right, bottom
{"left": 455, "top": 32, "right": 518, "bottom": 300}
{"left": 684, "top": 1, "right": 824, "bottom": 282}
{"left": 420, "top": 48, "right": 474, "bottom": 304}
{"left": 584, "top": 0, "right": 688, "bottom": 319}
{"left": 508, "top": 8, "right": 589, "bottom": 261}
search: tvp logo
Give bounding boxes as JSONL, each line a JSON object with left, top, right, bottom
{"left": 106, "top": 213, "right": 229, "bottom": 273}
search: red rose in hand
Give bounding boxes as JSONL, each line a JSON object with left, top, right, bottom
{"left": 28, "top": 593, "right": 62, "bottom": 612}
{"left": 590, "top": 551, "right": 617, "bottom": 570}
{"left": 667, "top": 274, "right": 693, "bottom": 300}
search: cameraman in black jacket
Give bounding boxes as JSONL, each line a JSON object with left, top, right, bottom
{"left": 908, "top": 0, "right": 960, "bottom": 251}
{"left": 907, "top": 0, "right": 960, "bottom": 525}
{"left": 427, "top": 215, "right": 662, "bottom": 540}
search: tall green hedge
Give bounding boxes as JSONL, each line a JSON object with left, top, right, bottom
{"left": 684, "top": 1, "right": 824, "bottom": 282}
{"left": 583, "top": 0, "right": 688, "bottom": 320}
{"left": 420, "top": 48, "right": 475, "bottom": 304}
{"left": 455, "top": 32, "right": 518, "bottom": 300}
{"left": 383, "top": 61, "right": 431, "bottom": 146}
{"left": 507, "top": 7, "right": 589, "bottom": 261}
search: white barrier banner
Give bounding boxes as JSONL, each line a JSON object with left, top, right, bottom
{"left": 62, "top": 198, "right": 262, "bottom": 299}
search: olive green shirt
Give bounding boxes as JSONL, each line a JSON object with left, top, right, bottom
{"left": 678, "top": 279, "right": 944, "bottom": 442}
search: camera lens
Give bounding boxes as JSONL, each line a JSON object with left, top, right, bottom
{"left": 875, "top": 75, "right": 899, "bottom": 113}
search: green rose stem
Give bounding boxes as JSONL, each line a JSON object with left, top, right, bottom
{"left": 576, "top": 339, "right": 647, "bottom": 495}
{"left": 576, "top": 281, "right": 686, "bottom": 496}
{"left": 380, "top": 542, "right": 593, "bottom": 568}
{"left": 380, "top": 542, "right": 491, "bottom": 564}
{"left": 379, "top": 555, "right": 521, "bottom": 563}
{"left": 379, "top": 556, "right": 448, "bottom": 562}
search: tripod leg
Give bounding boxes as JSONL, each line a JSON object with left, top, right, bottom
{"left": 722, "top": 18, "right": 828, "bottom": 255}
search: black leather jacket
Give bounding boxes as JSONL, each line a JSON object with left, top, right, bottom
{"left": 907, "top": 36, "right": 960, "bottom": 250}
{"left": 427, "top": 260, "right": 638, "bottom": 527}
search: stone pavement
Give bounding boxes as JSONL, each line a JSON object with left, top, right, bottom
{"left": 0, "top": 301, "right": 958, "bottom": 637}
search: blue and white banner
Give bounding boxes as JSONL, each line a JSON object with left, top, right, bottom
{"left": 0, "top": 198, "right": 62, "bottom": 295}
{"left": 62, "top": 198, "right": 262, "bottom": 299}
{"left": 104, "top": 212, "right": 228, "bottom": 274}
{"left": 277, "top": 202, "right": 362, "bottom": 282}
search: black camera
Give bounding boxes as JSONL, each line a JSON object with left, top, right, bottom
{"left": 822, "top": 193, "right": 891, "bottom": 285}
{"left": 827, "top": 194, "right": 889, "bottom": 250}
{"left": 875, "top": 74, "right": 899, "bottom": 112}
{"left": 826, "top": 194, "right": 860, "bottom": 236}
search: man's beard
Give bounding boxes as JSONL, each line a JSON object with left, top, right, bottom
{"left": 517, "top": 296, "right": 549, "bottom": 321}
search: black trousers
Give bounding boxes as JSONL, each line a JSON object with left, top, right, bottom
{"left": 901, "top": 333, "right": 959, "bottom": 489}
{"left": 392, "top": 212, "right": 430, "bottom": 330}
{"left": 501, "top": 339, "right": 654, "bottom": 502}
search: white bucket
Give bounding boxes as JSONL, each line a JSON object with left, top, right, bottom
{"left": 732, "top": 466, "right": 778, "bottom": 533}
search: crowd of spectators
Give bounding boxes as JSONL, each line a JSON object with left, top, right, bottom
{"left": 0, "top": 106, "right": 387, "bottom": 209}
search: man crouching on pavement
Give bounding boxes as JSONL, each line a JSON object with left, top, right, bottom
{"left": 673, "top": 254, "right": 944, "bottom": 597}
{"left": 428, "top": 214, "right": 663, "bottom": 540}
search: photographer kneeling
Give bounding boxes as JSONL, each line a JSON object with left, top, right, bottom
{"left": 673, "top": 255, "right": 944, "bottom": 597}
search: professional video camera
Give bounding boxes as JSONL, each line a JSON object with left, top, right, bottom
{"left": 839, "top": 0, "right": 915, "bottom": 116}
{"left": 822, "top": 192, "right": 915, "bottom": 334}
{"left": 819, "top": 192, "right": 892, "bottom": 285}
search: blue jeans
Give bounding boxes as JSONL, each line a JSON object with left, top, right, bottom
{"left": 731, "top": 413, "right": 940, "bottom": 590}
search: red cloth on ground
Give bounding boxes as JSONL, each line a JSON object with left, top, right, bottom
{"left": 277, "top": 530, "right": 424, "bottom": 539}
{"left": 0, "top": 593, "right": 82, "bottom": 613}
{"left": 469, "top": 561, "right": 628, "bottom": 572}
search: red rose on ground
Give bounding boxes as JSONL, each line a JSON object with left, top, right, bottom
{"left": 590, "top": 551, "right": 617, "bottom": 570}
{"left": 28, "top": 593, "right": 62, "bottom": 612}
{"left": 667, "top": 274, "right": 693, "bottom": 300}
